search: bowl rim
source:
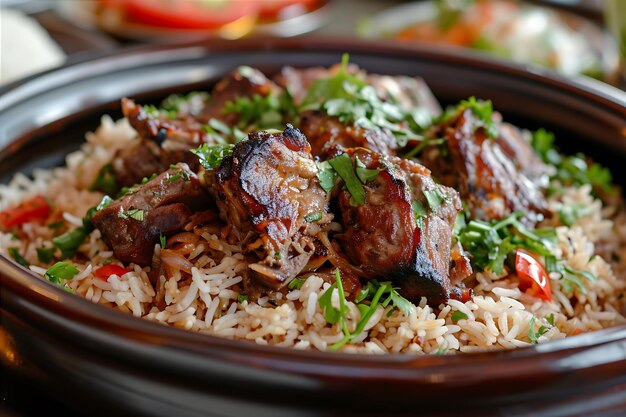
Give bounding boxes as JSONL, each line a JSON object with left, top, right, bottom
{"left": 1, "top": 36, "right": 626, "bottom": 377}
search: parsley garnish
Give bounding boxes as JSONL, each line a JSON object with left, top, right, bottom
{"left": 300, "top": 53, "right": 423, "bottom": 147}
{"left": 532, "top": 128, "right": 614, "bottom": 195}
{"left": 89, "top": 163, "right": 118, "bottom": 196}
{"left": 559, "top": 204, "right": 593, "bottom": 227}
{"left": 44, "top": 261, "right": 79, "bottom": 285}
{"left": 8, "top": 247, "right": 29, "bottom": 267}
{"left": 451, "top": 311, "right": 468, "bottom": 321}
{"left": 319, "top": 272, "right": 416, "bottom": 351}
{"left": 191, "top": 143, "right": 235, "bottom": 170}
{"left": 288, "top": 277, "right": 305, "bottom": 290}
{"left": 119, "top": 209, "right": 144, "bottom": 222}
{"left": 435, "top": 96, "right": 498, "bottom": 138}
{"left": 201, "top": 118, "right": 247, "bottom": 144}
{"left": 457, "top": 212, "right": 555, "bottom": 274}
{"left": 528, "top": 315, "right": 550, "bottom": 344}
{"left": 328, "top": 154, "right": 367, "bottom": 205}
{"left": 354, "top": 157, "right": 380, "bottom": 183}
{"left": 36, "top": 246, "right": 55, "bottom": 264}
{"left": 316, "top": 161, "right": 338, "bottom": 193}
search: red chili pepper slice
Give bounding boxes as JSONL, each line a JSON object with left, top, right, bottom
{"left": 0, "top": 195, "right": 51, "bottom": 228}
{"left": 515, "top": 248, "right": 552, "bottom": 301}
{"left": 94, "top": 265, "right": 132, "bottom": 280}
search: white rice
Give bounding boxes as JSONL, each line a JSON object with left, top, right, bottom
{"left": 1, "top": 115, "right": 625, "bottom": 354}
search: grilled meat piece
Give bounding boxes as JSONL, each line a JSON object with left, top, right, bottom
{"left": 334, "top": 148, "right": 470, "bottom": 305}
{"left": 206, "top": 125, "right": 330, "bottom": 289}
{"left": 114, "top": 98, "right": 215, "bottom": 186}
{"left": 92, "top": 164, "right": 211, "bottom": 266}
{"left": 299, "top": 110, "right": 398, "bottom": 157}
{"left": 197, "top": 66, "right": 280, "bottom": 124}
{"left": 114, "top": 67, "right": 281, "bottom": 187}
{"left": 420, "top": 108, "right": 549, "bottom": 223}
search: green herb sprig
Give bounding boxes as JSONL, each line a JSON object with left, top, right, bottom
{"left": 318, "top": 270, "right": 415, "bottom": 351}
{"left": 191, "top": 143, "right": 235, "bottom": 170}
{"left": 532, "top": 128, "right": 614, "bottom": 195}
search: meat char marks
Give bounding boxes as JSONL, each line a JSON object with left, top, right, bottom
{"left": 92, "top": 164, "right": 211, "bottom": 266}
{"left": 113, "top": 66, "right": 280, "bottom": 187}
{"left": 333, "top": 148, "right": 471, "bottom": 304}
{"left": 206, "top": 125, "right": 330, "bottom": 289}
{"left": 421, "top": 108, "right": 549, "bottom": 223}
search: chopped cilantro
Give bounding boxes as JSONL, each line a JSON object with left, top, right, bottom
{"left": 44, "top": 261, "right": 79, "bottom": 285}
{"left": 237, "top": 294, "right": 249, "bottom": 303}
{"left": 435, "top": 97, "right": 498, "bottom": 138}
{"left": 423, "top": 189, "right": 446, "bottom": 211}
{"left": 159, "top": 233, "right": 167, "bottom": 248}
{"left": 223, "top": 92, "right": 294, "bottom": 131}
{"left": 304, "top": 212, "right": 323, "bottom": 223}
{"left": 316, "top": 161, "right": 338, "bottom": 192}
{"left": 89, "top": 163, "right": 118, "bottom": 196}
{"left": 328, "top": 154, "right": 366, "bottom": 206}
{"left": 191, "top": 143, "right": 235, "bottom": 170}
{"left": 53, "top": 229, "right": 88, "bottom": 259}
{"left": 36, "top": 246, "right": 55, "bottom": 264}
{"left": 300, "top": 53, "right": 423, "bottom": 147}
{"left": 451, "top": 311, "right": 468, "bottom": 321}
{"left": 532, "top": 128, "right": 614, "bottom": 195}
{"left": 456, "top": 212, "right": 555, "bottom": 274}
{"left": 559, "top": 204, "right": 593, "bottom": 227}
{"left": 119, "top": 209, "right": 144, "bottom": 222}
{"left": 355, "top": 157, "right": 380, "bottom": 183}
{"left": 8, "top": 247, "right": 29, "bottom": 267}
{"left": 47, "top": 221, "right": 64, "bottom": 230}
{"left": 528, "top": 315, "right": 550, "bottom": 344}
{"left": 201, "top": 118, "right": 247, "bottom": 144}
{"left": 142, "top": 104, "right": 161, "bottom": 118}
{"left": 288, "top": 277, "right": 306, "bottom": 290}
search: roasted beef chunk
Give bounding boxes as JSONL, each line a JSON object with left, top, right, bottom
{"left": 333, "top": 148, "right": 470, "bottom": 304}
{"left": 299, "top": 110, "right": 398, "bottom": 157}
{"left": 206, "top": 125, "right": 330, "bottom": 289}
{"left": 114, "top": 98, "right": 214, "bottom": 186}
{"left": 113, "top": 67, "right": 281, "bottom": 187}
{"left": 421, "top": 109, "right": 549, "bottom": 223}
{"left": 92, "top": 164, "right": 211, "bottom": 266}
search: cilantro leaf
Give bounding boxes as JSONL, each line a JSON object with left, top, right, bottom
{"left": 8, "top": 247, "right": 29, "bottom": 267}
{"left": 328, "top": 154, "right": 366, "bottom": 205}
{"left": 89, "top": 163, "right": 118, "bottom": 195}
{"left": 532, "top": 128, "right": 614, "bottom": 195}
{"left": 316, "top": 161, "right": 338, "bottom": 193}
{"left": 451, "top": 311, "right": 468, "bottom": 321}
{"left": 44, "top": 261, "right": 79, "bottom": 285}
{"left": 191, "top": 143, "right": 235, "bottom": 170}
{"left": 355, "top": 157, "right": 380, "bottom": 183}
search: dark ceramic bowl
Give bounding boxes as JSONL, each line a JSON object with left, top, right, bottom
{"left": 1, "top": 39, "right": 626, "bottom": 417}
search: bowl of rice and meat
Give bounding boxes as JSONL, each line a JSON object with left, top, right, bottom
{"left": 1, "top": 39, "right": 625, "bottom": 416}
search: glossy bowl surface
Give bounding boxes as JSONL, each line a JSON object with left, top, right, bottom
{"left": 1, "top": 38, "right": 626, "bottom": 417}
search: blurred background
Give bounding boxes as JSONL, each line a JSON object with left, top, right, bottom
{"left": 0, "top": 0, "right": 625, "bottom": 416}
{"left": 0, "top": 0, "right": 624, "bottom": 87}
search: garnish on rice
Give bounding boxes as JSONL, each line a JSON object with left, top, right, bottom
{"left": 1, "top": 57, "right": 623, "bottom": 355}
